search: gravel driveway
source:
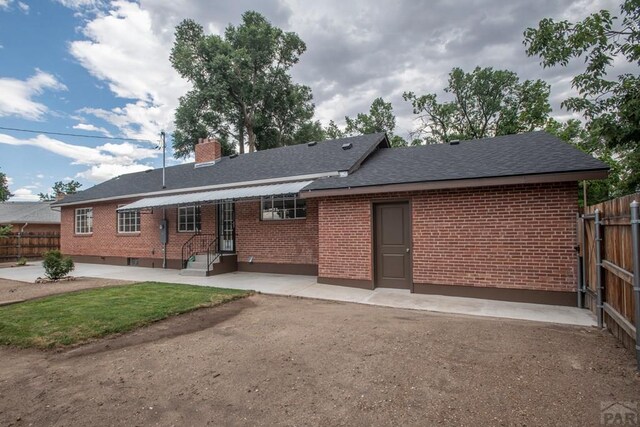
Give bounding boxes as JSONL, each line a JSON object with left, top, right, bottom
{"left": 0, "top": 294, "right": 638, "bottom": 426}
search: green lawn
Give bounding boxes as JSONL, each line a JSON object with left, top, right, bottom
{"left": 0, "top": 282, "right": 250, "bottom": 348}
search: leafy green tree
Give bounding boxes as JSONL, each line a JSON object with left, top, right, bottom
{"left": 403, "top": 66, "right": 551, "bottom": 143}
{"left": 0, "top": 225, "right": 11, "bottom": 238}
{"left": 39, "top": 180, "right": 82, "bottom": 201}
{"left": 344, "top": 98, "right": 407, "bottom": 146}
{"left": 170, "top": 12, "right": 316, "bottom": 157}
{"left": 524, "top": 0, "right": 640, "bottom": 194}
{"left": 545, "top": 119, "right": 620, "bottom": 205}
{"left": 289, "top": 120, "right": 326, "bottom": 145}
{"left": 324, "top": 120, "right": 344, "bottom": 140}
{"left": 0, "top": 168, "right": 12, "bottom": 202}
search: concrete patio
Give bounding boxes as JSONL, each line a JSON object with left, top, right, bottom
{"left": 0, "top": 262, "right": 596, "bottom": 327}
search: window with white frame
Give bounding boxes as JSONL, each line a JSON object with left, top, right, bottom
{"left": 178, "top": 205, "right": 201, "bottom": 232}
{"left": 117, "top": 206, "right": 140, "bottom": 233}
{"left": 75, "top": 208, "right": 93, "bottom": 234}
{"left": 260, "top": 196, "right": 306, "bottom": 220}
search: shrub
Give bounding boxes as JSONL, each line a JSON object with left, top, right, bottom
{"left": 42, "top": 250, "right": 74, "bottom": 280}
{"left": 16, "top": 257, "right": 27, "bottom": 266}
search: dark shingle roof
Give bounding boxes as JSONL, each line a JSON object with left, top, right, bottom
{"left": 54, "top": 133, "right": 387, "bottom": 206}
{"left": 0, "top": 202, "right": 60, "bottom": 224}
{"left": 303, "top": 131, "right": 608, "bottom": 192}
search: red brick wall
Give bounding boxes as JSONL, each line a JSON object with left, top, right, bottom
{"left": 235, "top": 199, "right": 318, "bottom": 265}
{"left": 60, "top": 198, "right": 319, "bottom": 268}
{"left": 60, "top": 201, "right": 216, "bottom": 263}
{"left": 318, "top": 196, "right": 372, "bottom": 281}
{"left": 318, "top": 182, "right": 578, "bottom": 292}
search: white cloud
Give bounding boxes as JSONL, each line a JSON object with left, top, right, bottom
{"left": 0, "top": 133, "right": 155, "bottom": 182}
{"left": 60, "top": 0, "right": 630, "bottom": 148}
{"left": 72, "top": 122, "right": 112, "bottom": 137}
{"left": 36, "top": 174, "right": 44, "bottom": 179}
{"left": 11, "top": 188, "right": 39, "bottom": 201}
{"left": 76, "top": 163, "right": 153, "bottom": 182}
{"left": 54, "top": 0, "right": 103, "bottom": 9}
{"left": 69, "top": 1, "right": 188, "bottom": 141}
{"left": 0, "top": 70, "right": 67, "bottom": 120}
{"left": 0, "top": 0, "right": 30, "bottom": 13}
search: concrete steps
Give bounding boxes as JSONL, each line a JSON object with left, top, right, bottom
{"left": 179, "top": 253, "right": 221, "bottom": 277}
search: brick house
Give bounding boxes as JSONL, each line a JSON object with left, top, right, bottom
{"left": 52, "top": 132, "right": 607, "bottom": 305}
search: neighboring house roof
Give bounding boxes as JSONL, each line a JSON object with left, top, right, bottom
{"left": 302, "top": 131, "right": 609, "bottom": 193}
{"left": 0, "top": 202, "right": 61, "bottom": 224}
{"left": 54, "top": 131, "right": 608, "bottom": 207}
{"left": 54, "top": 133, "right": 388, "bottom": 206}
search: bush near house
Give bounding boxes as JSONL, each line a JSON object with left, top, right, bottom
{"left": 42, "top": 250, "right": 74, "bottom": 280}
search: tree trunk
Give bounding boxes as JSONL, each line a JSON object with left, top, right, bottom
{"left": 247, "top": 126, "right": 256, "bottom": 152}
{"left": 237, "top": 119, "right": 245, "bottom": 154}
{"left": 245, "top": 112, "right": 256, "bottom": 152}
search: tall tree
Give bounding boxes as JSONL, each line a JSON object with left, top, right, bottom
{"left": 170, "top": 12, "right": 316, "bottom": 157}
{"left": 403, "top": 67, "right": 551, "bottom": 144}
{"left": 545, "top": 118, "right": 621, "bottom": 205}
{"left": 0, "top": 168, "right": 11, "bottom": 202}
{"left": 344, "top": 98, "right": 407, "bottom": 146}
{"left": 524, "top": 0, "right": 640, "bottom": 194}
{"left": 324, "top": 120, "right": 344, "bottom": 140}
{"left": 39, "top": 180, "right": 82, "bottom": 201}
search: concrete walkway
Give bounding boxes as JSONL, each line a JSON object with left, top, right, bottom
{"left": 0, "top": 262, "right": 596, "bottom": 327}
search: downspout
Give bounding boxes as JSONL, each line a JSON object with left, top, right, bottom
{"left": 18, "top": 223, "right": 28, "bottom": 260}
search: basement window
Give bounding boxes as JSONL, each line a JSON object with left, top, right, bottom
{"left": 178, "top": 205, "right": 201, "bottom": 232}
{"left": 75, "top": 207, "right": 93, "bottom": 234}
{"left": 117, "top": 206, "right": 140, "bottom": 233}
{"left": 260, "top": 196, "right": 306, "bottom": 220}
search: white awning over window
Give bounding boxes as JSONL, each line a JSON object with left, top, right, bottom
{"left": 117, "top": 181, "right": 313, "bottom": 211}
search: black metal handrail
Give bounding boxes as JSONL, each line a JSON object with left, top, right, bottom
{"left": 206, "top": 237, "right": 221, "bottom": 271}
{"left": 181, "top": 233, "right": 215, "bottom": 269}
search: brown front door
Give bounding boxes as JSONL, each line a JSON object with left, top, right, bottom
{"left": 374, "top": 202, "right": 411, "bottom": 289}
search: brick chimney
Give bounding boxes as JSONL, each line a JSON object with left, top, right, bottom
{"left": 195, "top": 137, "right": 222, "bottom": 164}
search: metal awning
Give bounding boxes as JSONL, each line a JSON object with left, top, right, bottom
{"left": 117, "top": 181, "right": 313, "bottom": 211}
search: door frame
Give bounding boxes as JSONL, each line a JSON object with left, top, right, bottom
{"left": 371, "top": 199, "right": 413, "bottom": 291}
{"left": 217, "top": 201, "right": 236, "bottom": 253}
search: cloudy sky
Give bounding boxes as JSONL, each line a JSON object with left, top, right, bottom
{"left": 0, "top": 0, "right": 621, "bottom": 200}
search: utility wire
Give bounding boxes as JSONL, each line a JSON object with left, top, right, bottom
{"left": 0, "top": 125, "right": 156, "bottom": 143}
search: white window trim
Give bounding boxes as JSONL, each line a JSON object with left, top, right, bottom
{"left": 260, "top": 196, "right": 307, "bottom": 221}
{"left": 117, "top": 205, "right": 140, "bottom": 234}
{"left": 75, "top": 207, "right": 93, "bottom": 235}
{"left": 177, "top": 205, "right": 200, "bottom": 232}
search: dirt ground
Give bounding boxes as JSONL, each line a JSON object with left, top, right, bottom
{"left": 0, "top": 294, "right": 638, "bottom": 426}
{"left": 0, "top": 277, "right": 133, "bottom": 305}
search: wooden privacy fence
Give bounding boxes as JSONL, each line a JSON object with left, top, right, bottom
{"left": 0, "top": 232, "right": 60, "bottom": 261}
{"left": 578, "top": 193, "right": 640, "bottom": 369}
